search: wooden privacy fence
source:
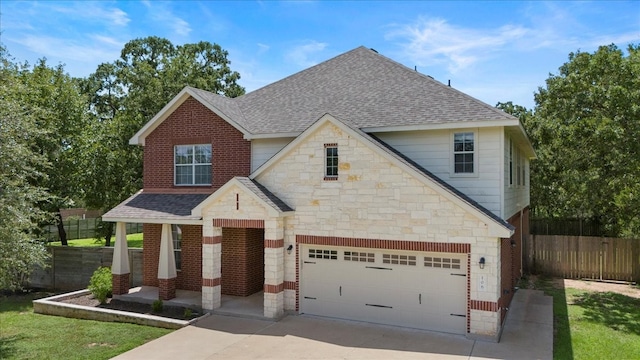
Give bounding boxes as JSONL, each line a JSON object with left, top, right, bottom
{"left": 30, "top": 247, "right": 143, "bottom": 291}
{"left": 524, "top": 235, "right": 640, "bottom": 282}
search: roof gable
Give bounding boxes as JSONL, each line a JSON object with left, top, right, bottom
{"left": 251, "top": 113, "right": 513, "bottom": 237}
{"left": 191, "top": 177, "right": 293, "bottom": 218}
{"left": 129, "top": 87, "right": 250, "bottom": 146}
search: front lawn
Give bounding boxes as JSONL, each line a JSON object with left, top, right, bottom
{"left": 47, "top": 233, "right": 143, "bottom": 248}
{"left": 530, "top": 277, "right": 640, "bottom": 360}
{"left": 0, "top": 292, "right": 171, "bottom": 360}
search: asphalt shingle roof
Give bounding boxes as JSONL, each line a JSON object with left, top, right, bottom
{"left": 235, "top": 177, "right": 293, "bottom": 213}
{"left": 195, "top": 46, "right": 516, "bottom": 135}
{"left": 102, "top": 192, "right": 209, "bottom": 221}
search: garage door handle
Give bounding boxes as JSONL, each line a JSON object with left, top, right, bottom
{"left": 450, "top": 314, "right": 466, "bottom": 317}
{"left": 419, "top": 294, "right": 421, "bottom": 304}
{"left": 339, "top": 286, "right": 342, "bottom": 296}
{"left": 304, "top": 261, "right": 316, "bottom": 264}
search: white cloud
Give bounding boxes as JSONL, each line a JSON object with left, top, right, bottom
{"left": 50, "top": 3, "right": 130, "bottom": 27}
{"left": 143, "top": 2, "right": 192, "bottom": 38}
{"left": 387, "top": 17, "right": 529, "bottom": 74}
{"left": 17, "top": 34, "right": 121, "bottom": 65}
{"left": 285, "top": 41, "right": 328, "bottom": 68}
{"left": 257, "top": 43, "right": 270, "bottom": 54}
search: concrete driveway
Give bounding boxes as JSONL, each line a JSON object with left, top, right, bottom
{"left": 112, "top": 289, "right": 552, "bottom": 360}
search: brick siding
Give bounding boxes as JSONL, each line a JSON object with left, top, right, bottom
{"left": 143, "top": 97, "right": 250, "bottom": 191}
{"left": 498, "top": 207, "right": 528, "bottom": 323}
{"left": 143, "top": 224, "right": 161, "bottom": 287}
{"left": 221, "top": 228, "right": 265, "bottom": 296}
{"left": 176, "top": 225, "right": 202, "bottom": 291}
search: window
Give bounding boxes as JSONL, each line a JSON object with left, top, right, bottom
{"left": 172, "top": 225, "right": 182, "bottom": 270}
{"left": 509, "top": 137, "right": 513, "bottom": 186}
{"left": 344, "top": 251, "right": 375, "bottom": 262}
{"left": 424, "top": 256, "right": 461, "bottom": 269}
{"left": 324, "top": 144, "right": 338, "bottom": 179}
{"left": 516, "top": 148, "right": 521, "bottom": 186}
{"left": 309, "top": 249, "right": 337, "bottom": 260}
{"left": 175, "top": 144, "right": 212, "bottom": 185}
{"left": 453, "top": 132, "right": 474, "bottom": 174}
{"left": 383, "top": 253, "right": 417, "bottom": 266}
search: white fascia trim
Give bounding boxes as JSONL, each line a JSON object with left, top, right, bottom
{"left": 130, "top": 87, "right": 251, "bottom": 146}
{"left": 249, "top": 115, "right": 334, "bottom": 179}
{"left": 130, "top": 87, "right": 192, "bottom": 145}
{"left": 244, "top": 132, "right": 302, "bottom": 140}
{"left": 361, "top": 119, "right": 520, "bottom": 133}
{"left": 251, "top": 113, "right": 512, "bottom": 237}
{"left": 191, "top": 177, "right": 286, "bottom": 218}
{"left": 101, "top": 216, "right": 203, "bottom": 225}
{"left": 188, "top": 89, "right": 252, "bottom": 138}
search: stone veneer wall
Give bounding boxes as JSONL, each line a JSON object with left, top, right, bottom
{"left": 253, "top": 121, "right": 504, "bottom": 337}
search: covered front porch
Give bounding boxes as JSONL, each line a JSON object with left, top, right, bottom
{"left": 102, "top": 178, "right": 294, "bottom": 320}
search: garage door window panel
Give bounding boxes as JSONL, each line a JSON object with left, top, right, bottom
{"left": 308, "top": 248, "right": 337, "bottom": 260}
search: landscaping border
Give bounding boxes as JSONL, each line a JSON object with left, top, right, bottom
{"left": 33, "top": 289, "right": 208, "bottom": 329}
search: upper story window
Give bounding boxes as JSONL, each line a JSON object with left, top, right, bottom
{"left": 324, "top": 144, "right": 338, "bottom": 180}
{"left": 175, "top": 144, "right": 212, "bottom": 185}
{"left": 509, "top": 137, "right": 514, "bottom": 186}
{"left": 453, "top": 132, "right": 475, "bottom": 174}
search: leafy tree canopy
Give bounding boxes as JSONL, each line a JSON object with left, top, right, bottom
{"left": 504, "top": 44, "right": 640, "bottom": 237}
{"left": 0, "top": 45, "right": 50, "bottom": 289}
{"left": 81, "top": 37, "right": 245, "bottom": 245}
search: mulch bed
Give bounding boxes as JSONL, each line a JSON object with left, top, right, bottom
{"left": 58, "top": 293, "right": 200, "bottom": 320}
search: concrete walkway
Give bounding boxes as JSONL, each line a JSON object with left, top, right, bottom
{"left": 112, "top": 289, "right": 552, "bottom": 360}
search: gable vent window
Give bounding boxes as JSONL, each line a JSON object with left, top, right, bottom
{"left": 309, "top": 249, "right": 337, "bottom": 260}
{"left": 344, "top": 251, "right": 375, "bottom": 263}
{"left": 324, "top": 143, "right": 338, "bottom": 180}
{"left": 453, "top": 132, "right": 474, "bottom": 174}
{"left": 424, "top": 256, "right": 461, "bottom": 269}
{"left": 175, "top": 144, "right": 212, "bottom": 185}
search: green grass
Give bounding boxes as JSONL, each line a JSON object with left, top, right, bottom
{"left": 0, "top": 292, "right": 171, "bottom": 360}
{"left": 530, "top": 276, "right": 640, "bottom": 360}
{"left": 48, "top": 233, "right": 143, "bottom": 248}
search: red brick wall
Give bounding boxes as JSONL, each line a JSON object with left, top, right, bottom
{"left": 221, "top": 228, "right": 265, "bottom": 296}
{"left": 499, "top": 208, "right": 526, "bottom": 323}
{"left": 142, "top": 224, "right": 202, "bottom": 292}
{"left": 143, "top": 97, "right": 251, "bottom": 191}
{"left": 176, "top": 225, "right": 202, "bottom": 291}
{"left": 143, "top": 224, "right": 161, "bottom": 287}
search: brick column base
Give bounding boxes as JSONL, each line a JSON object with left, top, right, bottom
{"left": 112, "top": 273, "right": 130, "bottom": 295}
{"left": 158, "top": 278, "right": 176, "bottom": 300}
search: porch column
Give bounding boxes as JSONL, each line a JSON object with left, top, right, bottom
{"left": 202, "top": 225, "right": 222, "bottom": 311}
{"left": 158, "top": 223, "right": 177, "bottom": 300}
{"left": 111, "top": 222, "right": 130, "bottom": 295}
{"left": 264, "top": 218, "right": 285, "bottom": 318}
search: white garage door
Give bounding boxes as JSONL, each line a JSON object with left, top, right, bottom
{"left": 300, "top": 246, "right": 467, "bottom": 334}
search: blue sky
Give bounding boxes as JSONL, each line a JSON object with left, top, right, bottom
{"left": 1, "top": 1, "right": 638, "bottom": 109}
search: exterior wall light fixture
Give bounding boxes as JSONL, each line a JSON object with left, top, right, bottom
{"left": 479, "top": 257, "right": 486, "bottom": 269}
{"left": 287, "top": 244, "right": 293, "bottom": 255}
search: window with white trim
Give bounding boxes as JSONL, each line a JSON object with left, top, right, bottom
{"left": 509, "top": 137, "right": 514, "bottom": 186}
{"left": 453, "top": 132, "right": 475, "bottom": 174}
{"left": 324, "top": 144, "right": 338, "bottom": 179}
{"left": 174, "top": 144, "right": 212, "bottom": 185}
{"left": 172, "top": 224, "right": 182, "bottom": 270}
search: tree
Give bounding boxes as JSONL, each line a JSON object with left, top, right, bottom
{"left": 17, "top": 59, "right": 89, "bottom": 245}
{"left": 0, "top": 45, "right": 50, "bottom": 290}
{"left": 526, "top": 44, "right": 640, "bottom": 237}
{"left": 81, "top": 37, "right": 245, "bottom": 245}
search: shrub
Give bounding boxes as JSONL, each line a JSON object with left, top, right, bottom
{"left": 152, "top": 299, "right": 163, "bottom": 313}
{"left": 183, "top": 308, "right": 192, "bottom": 319}
{"left": 88, "top": 267, "right": 112, "bottom": 304}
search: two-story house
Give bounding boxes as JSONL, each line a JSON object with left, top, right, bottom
{"left": 103, "top": 46, "right": 534, "bottom": 341}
